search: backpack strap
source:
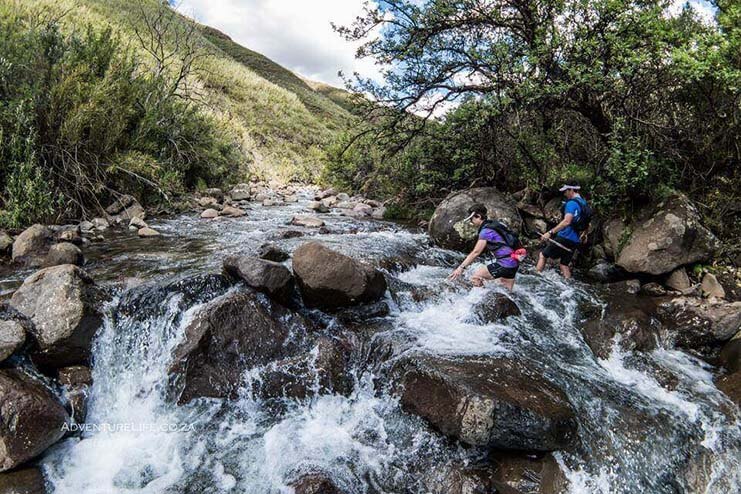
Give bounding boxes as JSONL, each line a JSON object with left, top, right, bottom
{"left": 479, "top": 221, "right": 512, "bottom": 259}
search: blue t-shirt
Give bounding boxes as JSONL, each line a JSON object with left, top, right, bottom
{"left": 557, "top": 198, "right": 583, "bottom": 243}
{"left": 479, "top": 226, "right": 518, "bottom": 268}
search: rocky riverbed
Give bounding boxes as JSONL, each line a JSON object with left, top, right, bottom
{"left": 0, "top": 185, "right": 739, "bottom": 493}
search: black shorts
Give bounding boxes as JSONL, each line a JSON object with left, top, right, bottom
{"left": 487, "top": 263, "right": 519, "bottom": 279}
{"left": 541, "top": 237, "right": 579, "bottom": 265}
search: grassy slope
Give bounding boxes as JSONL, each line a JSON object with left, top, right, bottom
{"left": 28, "top": 0, "right": 356, "bottom": 182}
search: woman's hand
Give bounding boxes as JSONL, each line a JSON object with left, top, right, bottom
{"left": 448, "top": 266, "right": 464, "bottom": 281}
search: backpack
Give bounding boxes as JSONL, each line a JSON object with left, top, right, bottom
{"left": 480, "top": 220, "right": 522, "bottom": 252}
{"left": 563, "top": 197, "right": 592, "bottom": 232}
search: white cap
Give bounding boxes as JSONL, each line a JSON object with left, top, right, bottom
{"left": 559, "top": 184, "right": 581, "bottom": 192}
{"left": 463, "top": 211, "right": 476, "bottom": 222}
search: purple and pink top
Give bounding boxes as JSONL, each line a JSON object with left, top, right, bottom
{"left": 478, "top": 226, "right": 518, "bottom": 268}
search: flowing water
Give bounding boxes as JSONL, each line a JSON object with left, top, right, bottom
{"left": 7, "top": 192, "right": 737, "bottom": 493}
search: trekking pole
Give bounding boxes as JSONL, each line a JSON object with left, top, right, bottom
{"left": 544, "top": 237, "right": 574, "bottom": 252}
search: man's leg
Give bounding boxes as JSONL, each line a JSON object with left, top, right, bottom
{"left": 471, "top": 266, "right": 494, "bottom": 286}
{"left": 559, "top": 263, "right": 572, "bottom": 279}
{"left": 537, "top": 252, "right": 547, "bottom": 273}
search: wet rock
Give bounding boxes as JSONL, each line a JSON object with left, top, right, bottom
{"left": 719, "top": 331, "right": 741, "bottom": 373}
{"left": 640, "top": 282, "right": 667, "bottom": 297}
{"left": 78, "top": 221, "right": 94, "bottom": 233}
{"left": 352, "top": 203, "right": 373, "bottom": 217}
{"left": 283, "top": 195, "right": 298, "bottom": 203}
{"left": 129, "top": 216, "right": 148, "bottom": 230}
{"left": 200, "top": 208, "right": 219, "bottom": 219}
{"left": 469, "top": 292, "right": 521, "bottom": 324}
{"left": 396, "top": 356, "right": 577, "bottom": 451}
{"left": 169, "top": 290, "right": 305, "bottom": 404}
{"left": 657, "top": 298, "right": 741, "bottom": 352}
{"left": 422, "top": 462, "right": 494, "bottom": 494}
{"left": 252, "top": 337, "right": 352, "bottom": 401}
{"left": 336, "top": 193, "right": 350, "bottom": 202}
{"left": 490, "top": 452, "right": 568, "bottom": 494}
{"left": 290, "top": 472, "right": 343, "bottom": 494}
{"left": 429, "top": 187, "right": 522, "bottom": 251}
{"left": 230, "top": 184, "right": 251, "bottom": 201}
{"left": 665, "top": 268, "right": 691, "bottom": 291}
{"left": 52, "top": 225, "right": 81, "bottom": 245}
{"left": 116, "top": 273, "right": 233, "bottom": 322}
{"left": 316, "top": 188, "right": 336, "bottom": 200}
{"left": 334, "top": 300, "right": 390, "bottom": 324}
{"left": 223, "top": 256, "right": 294, "bottom": 303}
{"left": 335, "top": 201, "right": 357, "bottom": 210}
{"left": 701, "top": 273, "right": 725, "bottom": 299}
{"left": 262, "top": 199, "right": 278, "bottom": 207}
{"left": 611, "top": 279, "right": 641, "bottom": 295}
{"left": 57, "top": 366, "right": 91, "bottom": 424}
{"left": 291, "top": 215, "right": 325, "bottom": 228}
{"left": 137, "top": 227, "right": 160, "bottom": 238}
{"left": 0, "top": 369, "right": 69, "bottom": 472}
{"left": 11, "top": 225, "right": 53, "bottom": 267}
{"left": 292, "top": 242, "right": 387, "bottom": 310}
{"left": 0, "top": 319, "right": 25, "bottom": 363}
{"left": 257, "top": 243, "right": 289, "bottom": 262}
{"left": 43, "top": 243, "right": 83, "bottom": 267}
{"left": 220, "top": 205, "right": 245, "bottom": 217}
{"left": 307, "top": 201, "right": 329, "bottom": 213}
{"left": 582, "top": 308, "right": 659, "bottom": 359}
{"left": 279, "top": 230, "right": 304, "bottom": 239}
{"left": 9, "top": 265, "right": 109, "bottom": 368}
{"left": 0, "top": 466, "right": 47, "bottom": 494}
{"left": 616, "top": 195, "right": 719, "bottom": 275}
{"left": 716, "top": 371, "right": 740, "bottom": 407}
{"left": 320, "top": 196, "right": 337, "bottom": 208}
{"left": 587, "top": 262, "right": 627, "bottom": 283}
{"left": 105, "top": 195, "right": 145, "bottom": 225}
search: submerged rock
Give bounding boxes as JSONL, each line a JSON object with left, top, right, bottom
{"left": 0, "top": 369, "right": 69, "bottom": 472}
{"left": 223, "top": 256, "right": 294, "bottom": 303}
{"left": 428, "top": 187, "right": 522, "bottom": 251}
{"left": 290, "top": 472, "right": 344, "bottom": 494}
{"left": 469, "top": 291, "right": 521, "bottom": 324}
{"left": 616, "top": 194, "right": 719, "bottom": 275}
{"left": 292, "top": 242, "right": 387, "bottom": 310}
{"left": 11, "top": 224, "right": 53, "bottom": 267}
{"left": 10, "top": 265, "right": 109, "bottom": 368}
{"left": 396, "top": 356, "right": 577, "bottom": 451}
{"left": 257, "top": 243, "right": 289, "bottom": 262}
{"left": 582, "top": 307, "right": 660, "bottom": 359}
{"left": 137, "top": 227, "right": 160, "bottom": 238}
{"left": 169, "top": 290, "right": 307, "bottom": 404}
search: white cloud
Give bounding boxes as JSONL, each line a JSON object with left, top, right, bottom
{"left": 668, "top": 0, "right": 716, "bottom": 25}
{"left": 174, "top": 0, "right": 382, "bottom": 87}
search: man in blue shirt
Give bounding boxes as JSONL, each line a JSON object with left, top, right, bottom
{"left": 537, "top": 182, "right": 589, "bottom": 279}
{"left": 448, "top": 204, "right": 524, "bottom": 290}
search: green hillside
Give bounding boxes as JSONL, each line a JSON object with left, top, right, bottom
{"left": 0, "top": 0, "right": 357, "bottom": 227}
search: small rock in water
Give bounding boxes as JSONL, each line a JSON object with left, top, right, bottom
{"left": 79, "top": 220, "right": 94, "bottom": 233}
{"left": 202, "top": 187, "right": 224, "bottom": 202}
{"left": 290, "top": 472, "right": 344, "bottom": 494}
{"left": 352, "top": 203, "right": 373, "bottom": 217}
{"left": 291, "top": 215, "right": 325, "bottom": 228}
{"left": 129, "top": 216, "right": 148, "bottom": 229}
{"left": 307, "top": 201, "right": 329, "bottom": 213}
{"left": 44, "top": 242, "right": 83, "bottom": 267}
{"left": 223, "top": 256, "right": 294, "bottom": 303}
{"left": 54, "top": 225, "right": 82, "bottom": 245}
{"left": 336, "top": 192, "right": 350, "bottom": 202}
{"left": 279, "top": 230, "right": 304, "bottom": 239}
{"left": 197, "top": 196, "right": 220, "bottom": 208}
{"left": 701, "top": 273, "right": 725, "bottom": 299}
{"left": 201, "top": 208, "right": 219, "bottom": 219}
{"left": 138, "top": 227, "right": 160, "bottom": 238}
{"left": 230, "top": 184, "right": 251, "bottom": 201}
{"left": 262, "top": 199, "right": 278, "bottom": 207}
{"left": 11, "top": 224, "right": 53, "bottom": 267}
{"left": 257, "top": 243, "right": 289, "bottom": 262}
{"left": 640, "top": 282, "right": 667, "bottom": 297}
{"left": 220, "top": 205, "right": 245, "bottom": 217}
{"left": 371, "top": 206, "right": 386, "bottom": 220}
{"left": 91, "top": 217, "right": 109, "bottom": 231}
{"left": 282, "top": 195, "right": 298, "bottom": 203}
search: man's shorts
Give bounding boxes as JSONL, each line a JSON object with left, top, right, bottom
{"left": 541, "top": 237, "right": 580, "bottom": 266}
{"left": 486, "top": 263, "right": 519, "bottom": 279}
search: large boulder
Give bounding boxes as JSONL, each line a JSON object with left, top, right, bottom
{"left": 223, "top": 256, "right": 294, "bottom": 303}
{"left": 582, "top": 308, "right": 660, "bottom": 359}
{"left": 396, "top": 356, "right": 577, "bottom": 451}
{"left": 169, "top": 290, "right": 306, "bottom": 404}
{"left": 256, "top": 243, "right": 289, "bottom": 262}
{"left": 490, "top": 452, "right": 568, "bottom": 494}
{"left": 0, "top": 369, "right": 69, "bottom": 471}
{"left": 616, "top": 195, "right": 720, "bottom": 275}
{"left": 292, "top": 242, "right": 387, "bottom": 310}
{"left": 0, "top": 320, "right": 25, "bottom": 363}
{"left": 11, "top": 225, "right": 53, "bottom": 267}
{"left": 9, "top": 265, "right": 109, "bottom": 368}
{"left": 0, "top": 467, "right": 47, "bottom": 494}
{"left": 719, "top": 331, "right": 741, "bottom": 373}
{"left": 657, "top": 298, "right": 741, "bottom": 352}
{"left": 429, "top": 188, "right": 522, "bottom": 251}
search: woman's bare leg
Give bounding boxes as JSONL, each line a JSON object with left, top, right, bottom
{"left": 498, "top": 277, "right": 515, "bottom": 291}
{"left": 471, "top": 266, "right": 494, "bottom": 287}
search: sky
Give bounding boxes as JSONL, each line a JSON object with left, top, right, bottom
{"left": 175, "top": 0, "right": 716, "bottom": 91}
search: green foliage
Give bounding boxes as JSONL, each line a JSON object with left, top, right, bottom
{"left": 0, "top": 2, "right": 240, "bottom": 226}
